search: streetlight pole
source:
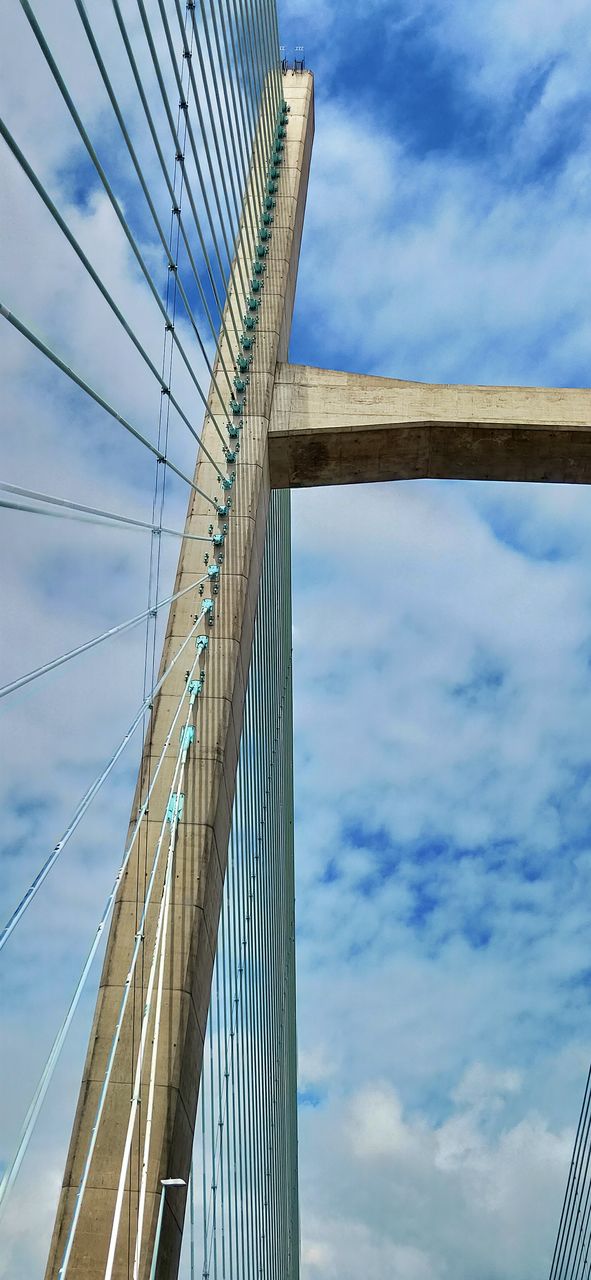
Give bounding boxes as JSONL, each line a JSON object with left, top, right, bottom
{"left": 149, "top": 1178, "right": 186, "bottom": 1280}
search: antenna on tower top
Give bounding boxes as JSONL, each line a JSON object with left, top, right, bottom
{"left": 279, "top": 44, "right": 307, "bottom": 74}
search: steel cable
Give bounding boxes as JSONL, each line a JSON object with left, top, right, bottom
{"left": 0, "top": 302, "right": 218, "bottom": 503}
{"left": 0, "top": 572, "right": 208, "bottom": 700}
{"left": 0, "top": 480, "right": 213, "bottom": 540}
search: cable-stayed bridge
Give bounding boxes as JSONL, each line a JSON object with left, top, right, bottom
{"left": 0, "top": 2, "right": 590, "bottom": 1278}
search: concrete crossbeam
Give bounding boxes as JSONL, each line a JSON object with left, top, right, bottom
{"left": 269, "top": 363, "right": 591, "bottom": 487}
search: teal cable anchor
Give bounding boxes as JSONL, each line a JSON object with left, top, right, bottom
{"left": 166, "top": 793, "right": 184, "bottom": 823}
{"left": 179, "top": 725, "right": 195, "bottom": 750}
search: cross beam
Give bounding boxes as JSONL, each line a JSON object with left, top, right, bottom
{"left": 269, "top": 362, "right": 591, "bottom": 487}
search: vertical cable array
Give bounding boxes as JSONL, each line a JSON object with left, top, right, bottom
{"left": 548, "top": 1067, "right": 591, "bottom": 1279}
{"left": 188, "top": 489, "right": 299, "bottom": 1280}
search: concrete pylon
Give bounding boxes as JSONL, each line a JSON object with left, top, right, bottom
{"left": 45, "top": 72, "right": 314, "bottom": 1280}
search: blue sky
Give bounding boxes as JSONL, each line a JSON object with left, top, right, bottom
{"left": 2, "top": 0, "right": 591, "bottom": 1277}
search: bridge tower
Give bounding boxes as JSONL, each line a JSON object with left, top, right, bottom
{"left": 44, "top": 70, "right": 314, "bottom": 1280}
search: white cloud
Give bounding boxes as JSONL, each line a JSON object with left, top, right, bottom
{"left": 298, "top": 1042, "right": 337, "bottom": 1091}
{"left": 299, "top": 1075, "right": 573, "bottom": 1279}
{"left": 296, "top": 98, "right": 591, "bottom": 385}
{"left": 349, "top": 1083, "right": 416, "bottom": 1159}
